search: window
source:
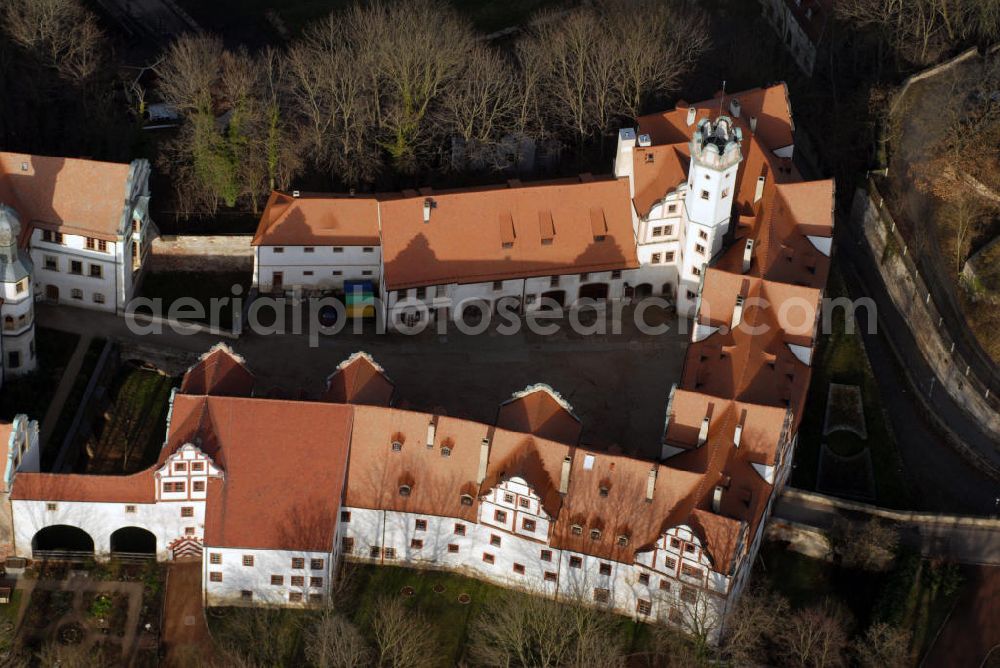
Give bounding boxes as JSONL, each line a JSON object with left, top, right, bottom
{"left": 686, "top": 290, "right": 697, "bottom": 300}
{"left": 289, "top": 592, "right": 303, "bottom": 602}
{"left": 684, "top": 544, "right": 696, "bottom": 554}
{"left": 593, "top": 588, "right": 610, "bottom": 603}
{"left": 311, "top": 559, "right": 324, "bottom": 570}
{"left": 571, "top": 525, "right": 583, "bottom": 536}
{"left": 698, "top": 230, "right": 708, "bottom": 241}
{"left": 617, "top": 535, "right": 629, "bottom": 547}
{"left": 569, "top": 556, "right": 582, "bottom": 569}
{"left": 521, "top": 518, "right": 536, "bottom": 532}
{"left": 8, "top": 351, "right": 19, "bottom": 369}
{"left": 125, "top": 505, "right": 136, "bottom": 514}
{"left": 493, "top": 281, "right": 503, "bottom": 291}
{"left": 695, "top": 244, "right": 706, "bottom": 255}
{"left": 310, "top": 577, "right": 323, "bottom": 588}
{"left": 363, "top": 247, "right": 374, "bottom": 253}
{"left": 383, "top": 548, "right": 396, "bottom": 559}
{"left": 721, "top": 188, "right": 730, "bottom": 198}
{"left": 518, "top": 497, "right": 530, "bottom": 509}
{"left": 181, "top": 507, "right": 194, "bottom": 518}
{"left": 332, "top": 270, "right": 343, "bottom": 276}
{"left": 599, "top": 485, "right": 609, "bottom": 498}
{"left": 512, "top": 563, "right": 525, "bottom": 575}
{"left": 638, "top": 573, "right": 650, "bottom": 585}
{"left": 163, "top": 481, "right": 185, "bottom": 493}
{"left": 415, "top": 519, "right": 427, "bottom": 531}
{"left": 664, "top": 556, "right": 677, "bottom": 570}
{"left": 342, "top": 537, "right": 354, "bottom": 554}
{"left": 89, "top": 264, "right": 103, "bottom": 279}
{"left": 667, "top": 204, "right": 677, "bottom": 214}
{"left": 680, "top": 586, "right": 697, "bottom": 604}
{"left": 210, "top": 553, "right": 222, "bottom": 564}
{"left": 659, "top": 580, "right": 671, "bottom": 591}
{"left": 291, "top": 576, "right": 305, "bottom": 587}
{"left": 90, "top": 292, "right": 106, "bottom": 305}
{"left": 398, "top": 485, "right": 411, "bottom": 497}
{"left": 309, "top": 594, "right": 323, "bottom": 604}
{"left": 448, "top": 544, "right": 459, "bottom": 553}
{"left": 494, "top": 510, "right": 507, "bottom": 523}
{"left": 415, "top": 287, "right": 426, "bottom": 300}
{"left": 42, "top": 230, "right": 64, "bottom": 244}
{"left": 333, "top": 247, "right": 343, "bottom": 253}
{"left": 271, "top": 575, "right": 284, "bottom": 585}
{"left": 664, "top": 225, "right": 674, "bottom": 236}
{"left": 700, "top": 190, "right": 709, "bottom": 200}
{"left": 304, "top": 247, "right": 314, "bottom": 253}
{"left": 209, "top": 572, "right": 222, "bottom": 582}
{"left": 303, "top": 271, "right": 314, "bottom": 277}
{"left": 503, "top": 493, "right": 515, "bottom": 504}
{"left": 193, "top": 480, "right": 205, "bottom": 492}
{"left": 681, "top": 564, "right": 703, "bottom": 579}
{"left": 274, "top": 247, "right": 285, "bottom": 253}
{"left": 368, "top": 547, "right": 381, "bottom": 558}
{"left": 242, "top": 555, "right": 254, "bottom": 567}
{"left": 46, "top": 503, "right": 58, "bottom": 511}
{"left": 579, "top": 272, "right": 589, "bottom": 280}
{"left": 665, "top": 251, "right": 675, "bottom": 263}
{"left": 599, "top": 563, "right": 612, "bottom": 576}
{"left": 652, "top": 226, "right": 663, "bottom": 236}
{"left": 454, "top": 523, "right": 466, "bottom": 536}
{"left": 637, "top": 599, "right": 652, "bottom": 616}
{"left": 550, "top": 276, "right": 560, "bottom": 288}
{"left": 490, "top": 534, "right": 501, "bottom": 547}
{"left": 411, "top": 539, "right": 424, "bottom": 550}
{"left": 44, "top": 256, "right": 58, "bottom": 271}
{"left": 651, "top": 253, "right": 661, "bottom": 264}
{"left": 71, "top": 289, "right": 83, "bottom": 300}
{"left": 540, "top": 550, "right": 552, "bottom": 562}
{"left": 86, "top": 237, "right": 95, "bottom": 250}
{"left": 692, "top": 266, "right": 701, "bottom": 277}
{"left": 482, "top": 553, "right": 495, "bottom": 565}
{"left": 291, "top": 558, "right": 305, "bottom": 569}
{"left": 612, "top": 270, "right": 622, "bottom": 279}
{"left": 669, "top": 538, "right": 680, "bottom": 550}
{"left": 590, "top": 529, "right": 602, "bottom": 541}
{"left": 391, "top": 440, "right": 403, "bottom": 452}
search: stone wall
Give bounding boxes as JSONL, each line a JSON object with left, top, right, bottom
{"left": 150, "top": 235, "right": 254, "bottom": 272}
{"left": 855, "top": 187, "right": 1000, "bottom": 477}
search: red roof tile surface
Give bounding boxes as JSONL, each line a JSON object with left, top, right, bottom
{"left": 322, "top": 353, "right": 394, "bottom": 406}
{"left": 496, "top": 386, "right": 582, "bottom": 445}
{"left": 179, "top": 344, "right": 255, "bottom": 397}
{"left": 252, "top": 191, "right": 380, "bottom": 247}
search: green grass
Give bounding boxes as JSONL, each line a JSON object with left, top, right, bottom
{"left": 0, "top": 328, "right": 79, "bottom": 423}
{"left": 792, "top": 260, "right": 912, "bottom": 507}
{"left": 139, "top": 271, "right": 250, "bottom": 331}
{"left": 79, "top": 366, "right": 177, "bottom": 474}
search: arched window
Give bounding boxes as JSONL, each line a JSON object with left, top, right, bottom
{"left": 460, "top": 494, "right": 474, "bottom": 506}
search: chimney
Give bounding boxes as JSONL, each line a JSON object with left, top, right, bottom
{"left": 477, "top": 437, "right": 490, "bottom": 484}
{"left": 733, "top": 423, "right": 743, "bottom": 448}
{"left": 637, "top": 134, "right": 652, "bottom": 148}
{"left": 686, "top": 107, "right": 697, "bottom": 126}
{"left": 712, "top": 485, "right": 724, "bottom": 513}
{"left": 729, "top": 98, "right": 741, "bottom": 118}
{"left": 749, "top": 116, "right": 758, "bottom": 134}
{"left": 645, "top": 467, "right": 657, "bottom": 502}
{"left": 742, "top": 239, "right": 754, "bottom": 273}
{"left": 697, "top": 416, "right": 710, "bottom": 446}
{"left": 754, "top": 175, "right": 766, "bottom": 203}
{"left": 559, "top": 455, "right": 572, "bottom": 494}
{"left": 423, "top": 198, "right": 433, "bottom": 223}
{"left": 425, "top": 417, "right": 437, "bottom": 448}
{"left": 732, "top": 295, "right": 745, "bottom": 329}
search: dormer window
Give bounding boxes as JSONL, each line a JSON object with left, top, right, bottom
{"left": 590, "top": 529, "right": 602, "bottom": 541}
{"left": 441, "top": 447, "right": 451, "bottom": 457}
{"left": 460, "top": 494, "right": 474, "bottom": 506}
{"left": 598, "top": 486, "right": 609, "bottom": 498}
{"left": 571, "top": 524, "right": 583, "bottom": 536}
{"left": 391, "top": 440, "right": 403, "bottom": 452}
{"left": 398, "top": 485, "right": 412, "bottom": 497}
{"left": 617, "top": 535, "right": 629, "bottom": 547}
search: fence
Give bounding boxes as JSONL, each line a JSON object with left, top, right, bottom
{"left": 865, "top": 177, "right": 1000, "bottom": 414}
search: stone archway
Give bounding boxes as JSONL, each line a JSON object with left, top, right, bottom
{"left": 31, "top": 525, "right": 95, "bottom": 558}
{"left": 110, "top": 526, "right": 156, "bottom": 559}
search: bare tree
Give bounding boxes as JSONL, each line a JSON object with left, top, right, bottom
{"left": 2, "top": 0, "right": 104, "bottom": 82}
{"left": 155, "top": 35, "right": 223, "bottom": 115}
{"left": 722, "top": 584, "right": 790, "bottom": 665}
{"left": 776, "top": 601, "right": 849, "bottom": 668}
{"left": 830, "top": 517, "right": 900, "bottom": 571}
{"left": 306, "top": 608, "right": 372, "bottom": 668}
{"left": 468, "top": 591, "right": 625, "bottom": 668}
{"left": 370, "top": 597, "right": 437, "bottom": 668}
{"left": 213, "top": 606, "right": 302, "bottom": 667}
{"left": 853, "top": 622, "right": 911, "bottom": 668}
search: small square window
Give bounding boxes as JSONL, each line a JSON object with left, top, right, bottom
{"left": 593, "top": 588, "right": 610, "bottom": 603}
{"left": 540, "top": 550, "right": 552, "bottom": 562}
{"left": 454, "top": 523, "right": 466, "bottom": 536}
{"left": 271, "top": 575, "right": 284, "bottom": 586}
{"left": 383, "top": 548, "right": 396, "bottom": 559}
{"left": 550, "top": 276, "right": 560, "bottom": 288}
{"left": 569, "top": 556, "right": 582, "bottom": 569}
{"left": 292, "top": 558, "right": 305, "bottom": 569}
{"left": 651, "top": 253, "right": 661, "bottom": 264}
{"left": 659, "top": 580, "right": 671, "bottom": 591}
{"left": 599, "top": 563, "right": 612, "bottom": 576}
{"left": 411, "top": 538, "right": 424, "bottom": 550}
{"left": 342, "top": 537, "right": 354, "bottom": 554}
{"left": 241, "top": 590, "right": 253, "bottom": 601}
{"left": 522, "top": 518, "right": 536, "bottom": 532}
{"left": 333, "top": 247, "right": 344, "bottom": 253}
{"left": 125, "top": 505, "right": 136, "bottom": 514}
{"left": 209, "top": 572, "right": 222, "bottom": 582}
{"left": 637, "top": 599, "right": 652, "bottom": 616}
{"left": 46, "top": 503, "right": 57, "bottom": 511}
{"left": 304, "top": 247, "right": 315, "bottom": 253}
{"left": 490, "top": 534, "right": 501, "bottom": 548}
{"left": 242, "top": 555, "right": 254, "bottom": 567}
{"left": 700, "top": 190, "right": 709, "bottom": 200}
{"left": 611, "top": 270, "right": 622, "bottom": 279}
{"left": 503, "top": 493, "right": 514, "bottom": 504}
{"left": 639, "top": 573, "right": 650, "bottom": 585}
{"left": 193, "top": 481, "right": 205, "bottom": 492}
{"left": 291, "top": 576, "right": 305, "bottom": 587}
{"left": 544, "top": 571, "right": 557, "bottom": 582}
{"left": 210, "top": 553, "right": 221, "bottom": 565}
{"left": 494, "top": 510, "right": 507, "bottom": 523}
{"left": 185, "top": 527, "right": 196, "bottom": 536}
{"left": 311, "top": 559, "right": 324, "bottom": 570}
{"left": 310, "top": 577, "right": 323, "bottom": 588}
{"left": 415, "top": 519, "right": 427, "bottom": 531}
{"left": 698, "top": 230, "right": 708, "bottom": 241}
{"left": 368, "top": 547, "right": 381, "bottom": 558}
{"left": 289, "top": 592, "right": 303, "bottom": 602}
{"left": 191, "top": 462, "right": 204, "bottom": 472}
{"left": 341, "top": 511, "right": 351, "bottom": 523}
{"left": 518, "top": 498, "right": 530, "bottom": 509}
{"left": 512, "top": 563, "right": 525, "bottom": 575}
{"left": 492, "top": 281, "right": 503, "bottom": 291}
{"left": 181, "top": 507, "right": 194, "bottom": 517}
{"left": 448, "top": 544, "right": 459, "bottom": 553}
{"left": 482, "top": 553, "right": 495, "bottom": 565}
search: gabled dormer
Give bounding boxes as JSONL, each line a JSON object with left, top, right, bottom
{"left": 155, "top": 443, "right": 223, "bottom": 502}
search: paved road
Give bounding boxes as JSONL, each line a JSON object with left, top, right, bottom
{"left": 774, "top": 492, "right": 1000, "bottom": 566}
{"left": 161, "top": 560, "right": 213, "bottom": 667}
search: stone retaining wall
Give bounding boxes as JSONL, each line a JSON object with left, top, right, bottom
{"left": 150, "top": 235, "right": 254, "bottom": 272}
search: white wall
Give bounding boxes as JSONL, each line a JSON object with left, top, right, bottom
{"left": 203, "top": 545, "right": 334, "bottom": 606}
{"left": 31, "top": 232, "right": 120, "bottom": 313}
{"left": 255, "top": 245, "right": 381, "bottom": 293}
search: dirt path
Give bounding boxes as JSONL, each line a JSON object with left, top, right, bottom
{"left": 923, "top": 565, "right": 1000, "bottom": 667}
{"left": 161, "top": 560, "right": 214, "bottom": 667}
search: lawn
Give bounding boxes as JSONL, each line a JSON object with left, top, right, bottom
{"left": 139, "top": 271, "right": 250, "bottom": 332}
{"left": 791, "top": 259, "right": 912, "bottom": 507}
{"left": 208, "top": 563, "right": 653, "bottom": 667}
{"left": 79, "top": 364, "right": 177, "bottom": 474}
{"left": 0, "top": 327, "right": 79, "bottom": 423}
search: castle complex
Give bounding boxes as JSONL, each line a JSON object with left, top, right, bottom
{"left": 0, "top": 84, "right": 833, "bottom": 641}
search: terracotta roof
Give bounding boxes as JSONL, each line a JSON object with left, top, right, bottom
{"left": 688, "top": 508, "right": 744, "bottom": 574}
{"left": 496, "top": 385, "right": 581, "bottom": 445}
{"left": 379, "top": 177, "right": 638, "bottom": 290}
{"left": 251, "top": 191, "right": 380, "bottom": 247}
{"left": 0, "top": 152, "right": 132, "bottom": 243}
{"left": 172, "top": 395, "right": 354, "bottom": 552}
{"left": 345, "top": 406, "right": 486, "bottom": 522}
{"left": 11, "top": 470, "right": 156, "bottom": 503}
{"left": 479, "top": 431, "right": 572, "bottom": 519}
{"left": 322, "top": 352, "right": 394, "bottom": 406}
{"left": 179, "top": 344, "right": 255, "bottom": 397}
{"left": 632, "top": 144, "right": 690, "bottom": 218}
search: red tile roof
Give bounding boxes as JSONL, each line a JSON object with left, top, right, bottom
{"left": 379, "top": 177, "right": 638, "bottom": 290}
{"left": 496, "top": 385, "right": 582, "bottom": 445}
{"left": 251, "top": 191, "right": 380, "bottom": 247}
{"left": 322, "top": 352, "right": 394, "bottom": 406}
{"left": 11, "top": 470, "right": 156, "bottom": 503}
{"left": 631, "top": 143, "right": 690, "bottom": 218}
{"left": 0, "top": 152, "right": 133, "bottom": 243}
{"left": 179, "top": 344, "right": 255, "bottom": 397}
